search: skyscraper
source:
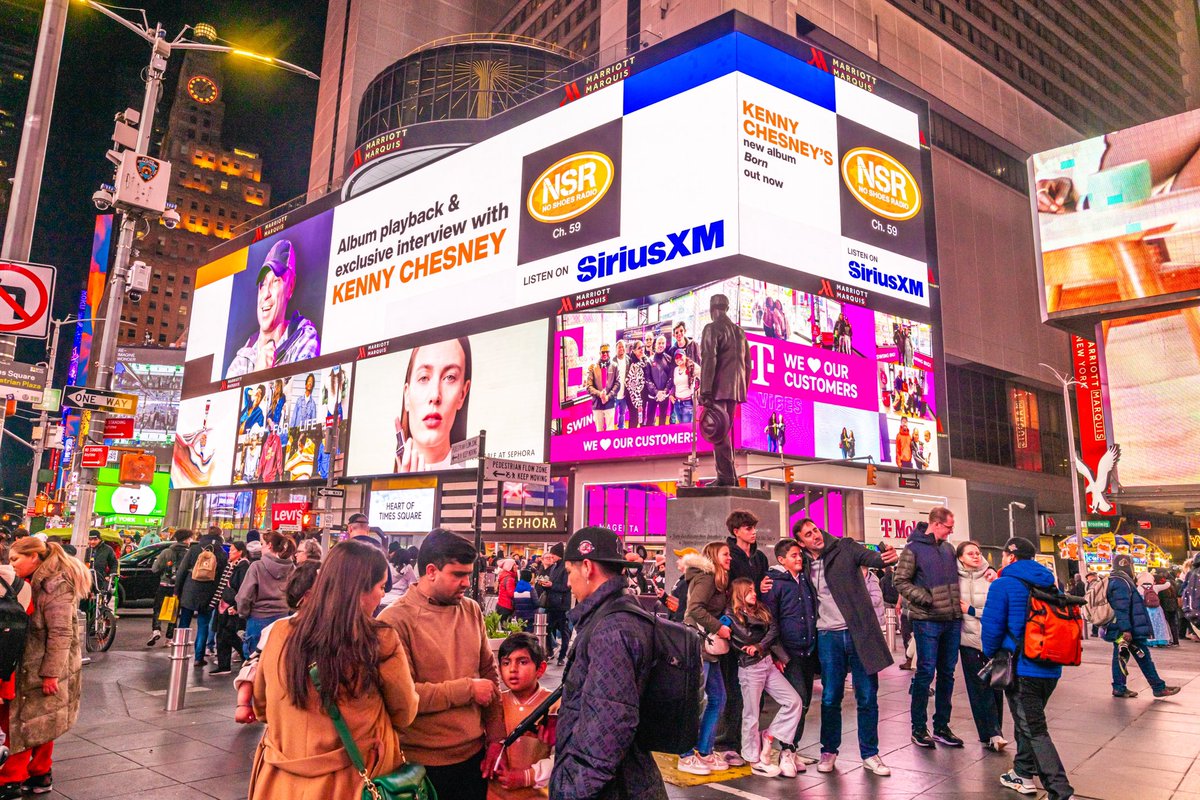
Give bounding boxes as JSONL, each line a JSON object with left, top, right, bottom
{"left": 117, "top": 24, "right": 271, "bottom": 347}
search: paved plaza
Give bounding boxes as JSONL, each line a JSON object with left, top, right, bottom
{"left": 31, "top": 612, "right": 1200, "bottom": 799}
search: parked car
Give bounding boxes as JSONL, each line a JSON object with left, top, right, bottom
{"left": 117, "top": 542, "right": 171, "bottom": 608}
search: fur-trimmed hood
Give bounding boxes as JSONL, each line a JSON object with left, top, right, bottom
{"left": 680, "top": 552, "right": 714, "bottom": 577}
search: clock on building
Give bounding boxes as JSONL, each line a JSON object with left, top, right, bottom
{"left": 187, "top": 75, "right": 219, "bottom": 104}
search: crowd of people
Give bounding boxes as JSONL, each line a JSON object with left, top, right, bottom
{"left": 583, "top": 323, "right": 702, "bottom": 432}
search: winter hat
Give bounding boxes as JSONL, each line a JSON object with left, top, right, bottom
{"left": 549, "top": 543, "right": 565, "bottom": 559}
{"left": 1003, "top": 537, "right": 1036, "bottom": 560}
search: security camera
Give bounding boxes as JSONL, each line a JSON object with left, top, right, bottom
{"left": 127, "top": 289, "right": 143, "bottom": 304}
{"left": 162, "top": 208, "right": 180, "bottom": 229}
{"left": 92, "top": 188, "right": 114, "bottom": 211}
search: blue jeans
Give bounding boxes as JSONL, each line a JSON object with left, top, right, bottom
{"left": 615, "top": 398, "right": 628, "bottom": 428}
{"left": 1111, "top": 640, "right": 1166, "bottom": 692}
{"left": 817, "top": 630, "right": 879, "bottom": 758}
{"left": 244, "top": 614, "right": 287, "bottom": 659}
{"left": 671, "top": 398, "right": 694, "bottom": 424}
{"left": 910, "top": 619, "right": 961, "bottom": 732}
{"left": 176, "top": 606, "right": 213, "bottom": 664}
{"left": 682, "top": 660, "right": 726, "bottom": 757}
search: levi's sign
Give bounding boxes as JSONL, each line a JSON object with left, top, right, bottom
{"left": 483, "top": 458, "right": 551, "bottom": 485}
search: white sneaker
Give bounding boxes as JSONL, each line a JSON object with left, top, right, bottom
{"left": 779, "top": 751, "right": 798, "bottom": 778}
{"left": 817, "top": 752, "right": 837, "bottom": 773}
{"left": 677, "top": 753, "right": 712, "bottom": 776}
{"left": 862, "top": 755, "right": 891, "bottom": 776}
{"left": 999, "top": 770, "right": 1038, "bottom": 795}
{"left": 760, "top": 731, "right": 775, "bottom": 761}
{"left": 751, "top": 761, "right": 781, "bottom": 777}
{"left": 699, "top": 753, "right": 731, "bottom": 772}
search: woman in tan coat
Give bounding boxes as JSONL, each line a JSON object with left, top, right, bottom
{"left": 0, "top": 537, "right": 90, "bottom": 798}
{"left": 248, "top": 539, "right": 419, "bottom": 799}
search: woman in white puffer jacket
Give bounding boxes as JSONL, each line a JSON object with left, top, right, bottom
{"left": 956, "top": 540, "right": 1006, "bottom": 752}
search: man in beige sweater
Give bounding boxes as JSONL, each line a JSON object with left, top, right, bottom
{"left": 379, "top": 529, "right": 504, "bottom": 800}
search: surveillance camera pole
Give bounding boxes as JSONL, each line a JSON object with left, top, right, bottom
{"left": 1041, "top": 363, "right": 1087, "bottom": 581}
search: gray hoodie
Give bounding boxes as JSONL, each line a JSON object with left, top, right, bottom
{"left": 235, "top": 553, "right": 294, "bottom": 618}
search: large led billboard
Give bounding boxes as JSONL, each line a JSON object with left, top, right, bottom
{"left": 1032, "top": 108, "right": 1200, "bottom": 321}
{"left": 110, "top": 346, "right": 184, "bottom": 448}
{"left": 175, "top": 19, "right": 943, "bottom": 488}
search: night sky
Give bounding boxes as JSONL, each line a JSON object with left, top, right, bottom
{"left": 2, "top": 1, "right": 327, "bottom": 498}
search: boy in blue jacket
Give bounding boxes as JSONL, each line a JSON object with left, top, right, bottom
{"left": 981, "top": 537, "right": 1074, "bottom": 800}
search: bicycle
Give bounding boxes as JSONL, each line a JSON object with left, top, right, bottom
{"left": 85, "top": 570, "right": 118, "bottom": 653}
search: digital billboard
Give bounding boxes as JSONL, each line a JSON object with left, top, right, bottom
{"left": 1032, "top": 107, "right": 1200, "bottom": 320}
{"left": 110, "top": 346, "right": 184, "bottom": 448}
{"left": 95, "top": 467, "right": 169, "bottom": 517}
{"left": 176, "top": 23, "right": 942, "bottom": 488}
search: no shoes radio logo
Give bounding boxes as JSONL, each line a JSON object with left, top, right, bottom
{"left": 518, "top": 119, "right": 623, "bottom": 264}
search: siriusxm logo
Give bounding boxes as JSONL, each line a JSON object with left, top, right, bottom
{"left": 848, "top": 260, "right": 924, "bottom": 298}
{"left": 576, "top": 220, "right": 725, "bottom": 283}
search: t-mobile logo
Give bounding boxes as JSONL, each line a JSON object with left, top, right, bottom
{"left": 748, "top": 340, "right": 775, "bottom": 387}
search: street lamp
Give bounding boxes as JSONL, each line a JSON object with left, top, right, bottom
{"left": 1040, "top": 362, "right": 1087, "bottom": 581}
{"left": 1006, "top": 500, "right": 1026, "bottom": 540}
{"left": 66, "top": 3, "right": 318, "bottom": 547}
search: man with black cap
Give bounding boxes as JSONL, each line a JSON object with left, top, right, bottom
{"left": 84, "top": 530, "right": 119, "bottom": 595}
{"left": 346, "top": 513, "right": 392, "bottom": 593}
{"left": 1105, "top": 551, "right": 1180, "bottom": 700}
{"left": 550, "top": 526, "right": 667, "bottom": 800}
{"left": 982, "top": 537, "right": 1075, "bottom": 800}
{"left": 536, "top": 542, "right": 572, "bottom": 665}
{"left": 226, "top": 239, "right": 321, "bottom": 378}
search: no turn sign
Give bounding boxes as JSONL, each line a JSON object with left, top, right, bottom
{"left": 0, "top": 261, "right": 55, "bottom": 340}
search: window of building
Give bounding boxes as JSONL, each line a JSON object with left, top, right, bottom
{"left": 146, "top": 316, "right": 155, "bottom": 325}
{"left": 167, "top": 274, "right": 175, "bottom": 283}
{"left": 220, "top": 180, "right": 228, "bottom": 190}
{"left": 159, "top": 334, "right": 167, "bottom": 343}
{"left": 181, "top": 290, "right": 190, "bottom": 300}
{"left": 162, "top": 304, "right": 171, "bottom": 314}
{"left": 148, "top": 301, "right": 157, "bottom": 310}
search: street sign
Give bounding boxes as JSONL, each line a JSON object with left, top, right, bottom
{"left": 0, "top": 362, "right": 45, "bottom": 403}
{"left": 483, "top": 458, "right": 551, "bottom": 485}
{"left": 316, "top": 487, "right": 345, "bottom": 499}
{"left": 898, "top": 475, "right": 921, "bottom": 489}
{"left": 33, "top": 387, "right": 60, "bottom": 413}
{"left": 104, "top": 418, "right": 135, "bottom": 439}
{"left": 0, "top": 261, "right": 55, "bottom": 340}
{"left": 451, "top": 435, "right": 481, "bottom": 465}
{"left": 64, "top": 385, "right": 138, "bottom": 415}
{"left": 81, "top": 445, "right": 110, "bottom": 468}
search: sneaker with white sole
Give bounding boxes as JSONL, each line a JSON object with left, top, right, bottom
{"left": 721, "top": 750, "right": 745, "bottom": 766}
{"left": 751, "top": 762, "right": 781, "bottom": 777}
{"left": 677, "top": 754, "right": 711, "bottom": 776}
{"left": 987, "top": 735, "right": 1008, "bottom": 752}
{"left": 999, "top": 770, "right": 1038, "bottom": 795}
{"left": 699, "top": 753, "right": 731, "bottom": 772}
{"left": 817, "top": 752, "right": 837, "bottom": 773}
{"left": 146, "top": 630, "right": 161, "bottom": 647}
{"left": 862, "top": 755, "right": 891, "bottom": 776}
{"left": 779, "top": 751, "right": 798, "bottom": 778}
{"left": 760, "top": 731, "right": 775, "bottom": 761}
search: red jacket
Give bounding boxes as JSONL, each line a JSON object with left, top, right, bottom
{"left": 497, "top": 570, "right": 517, "bottom": 611}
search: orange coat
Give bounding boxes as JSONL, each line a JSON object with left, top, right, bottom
{"left": 248, "top": 618, "right": 419, "bottom": 800}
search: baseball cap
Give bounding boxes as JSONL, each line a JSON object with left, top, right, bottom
{"left": 564, "top": 526, "right": 627, "bottom": 564}
{"left": 1003, "top": 537, "right": 1036, "bottom": 560}
{"left": 599, "top": 344, "right": 610, "bottom": 353}
{"left": 256, "top": 239, "right": 296, "bottom": 286}
{"left": 88, "top": 529, "right": 101, "bottom": 539}
{"left": 347, "top": 513, "right": 368, "bottom": 525}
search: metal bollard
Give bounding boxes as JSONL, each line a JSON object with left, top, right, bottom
{"left": 533, "top": 611, "right": 548, "bottom": 658}
{"left": 77, "top": 611, "right": 91, "bottom": 666}
{"left": 165, "top": 627, "right": 195, "bottom": 712}
{"left": 884, "top": 608, "right": 898, "bottom": 652}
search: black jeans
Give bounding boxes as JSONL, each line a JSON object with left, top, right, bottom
{"left": 425, "top": 748, "right": 486, "bottom": 800}
{"left": 151, "top": 585, "right": 176, "bottom": 635}
{"left": 714, "top": 650, "right": 743, "bottom": 751}
{"left": 959, "top": 646, "right": 1003, "bottom": 741}
{"left": 212, "top": 611, "right": 242, "bottom": 672}
{"left": 1005, "top": 675, "right": 1073, "bottom": 800}
{"left": 547, "top": 610, "right": 571, "bottom": 661}
{"left": 781, "top": 650, "right": 818, "bottom": 749}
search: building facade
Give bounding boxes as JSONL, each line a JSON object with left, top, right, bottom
{"left": 117, "top": 26, "right": 271, "bottom": 348}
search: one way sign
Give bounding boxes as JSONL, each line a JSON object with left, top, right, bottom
{"left": 64, "top": 386, "right": 138, "bottom": 415}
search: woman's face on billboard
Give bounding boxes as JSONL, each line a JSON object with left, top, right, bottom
{"left": 404, "top": 339, "right": 470, "bottom": 456}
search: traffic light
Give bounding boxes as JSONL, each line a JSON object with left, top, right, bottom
{"left": 784, "top": 466, "right": 795, "bottom": 484}
{"left": 866, "top": 464, "right": 878, "bottom": 485}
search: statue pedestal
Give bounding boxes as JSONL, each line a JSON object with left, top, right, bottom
{"left": 665, "top": 487, "right": 781, "bottom": 590}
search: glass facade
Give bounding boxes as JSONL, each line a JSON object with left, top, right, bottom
{"left": 356, "top": 37, "right": 585, "bottom": 148}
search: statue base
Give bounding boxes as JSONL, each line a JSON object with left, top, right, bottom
{"left": 677, "top": 486, "right": 771, "bottom": 500}
{"left": 665, "top": 489, "right": 780, "bottom": 590}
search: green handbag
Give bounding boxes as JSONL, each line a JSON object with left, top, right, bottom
{"left": 309, "top": 665, "right": 438, "bottom": 800}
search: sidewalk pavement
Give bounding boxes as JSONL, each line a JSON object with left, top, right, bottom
{"left": 33, "top": 612, "right": 1200, "bottom": 799}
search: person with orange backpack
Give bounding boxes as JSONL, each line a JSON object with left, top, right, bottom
{"left": 980, "top": 537, "right": 1074, "bottom": 800}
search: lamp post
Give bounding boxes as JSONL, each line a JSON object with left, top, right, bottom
{"left": 67, "top": 2, "right": 317, "bottom": 548}
{"left": 1006, "top": 500, "right": 1026, "bottom": 540}
{"left": 1040, "top": 362, "right": 1087, "bottom": 581}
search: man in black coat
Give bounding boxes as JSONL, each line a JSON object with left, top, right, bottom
{"left": 796, "top": 518, "right": 897, "bottom": 777}
{"left": 173, "top": 526, "right": 228, "bottom": 667}
{"left": 84, "top": 530, "right": 119, "bottom": 591}
{"left": 536, "top": 543, "right": 572, "bottom": 666}
{"left": 699, "top": 293, "right": 751, "bottom": 486}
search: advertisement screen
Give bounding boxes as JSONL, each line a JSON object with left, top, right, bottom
{"left": 171, "top": 389, "right": 240, "bottom": 489}
{"left": 1032, "top": 108, "right": 1200, "bottom": 319}
{"left": 233, "top": 363, "right": 351, "bottom": 484}
{"left": 110, "top": 347, "right": 184, "bottom": 446}
{"left": 368, "top": 488, "right": 437, "bottom": 532}
{"left": 95, "top": 466, "right": 170, "bottom": 517}
{"left": 1102, "top": 308, "right": 1200, "bottom": 486}
{"left": 347, "top": 320, "right": 548, "bottom": 477}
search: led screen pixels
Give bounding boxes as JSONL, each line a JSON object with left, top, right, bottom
{"left": 346, "top": 320, "right": 548, "bottom": 478}
{"left": 1032, "top": 107, "right": 1200, "bottom": 320}
{"left": 233, "top": 363, "right": 351, "bottom": 485}
{"left": 111, "top": 347, "right": 184, "bottom": 446}
{"left": 1102, "top": 308, "right": 1200, "bottom": 487}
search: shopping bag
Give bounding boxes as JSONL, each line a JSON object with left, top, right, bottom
{"left": 158, "top": 594, "right": 179, "bottom": 623}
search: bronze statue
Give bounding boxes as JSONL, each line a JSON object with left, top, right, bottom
{"left": 699, "top": 293, "right": 751, "bottom": 486}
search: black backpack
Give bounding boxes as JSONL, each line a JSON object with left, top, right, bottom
{"left": 0, "top": 577, "right": 29, "bottom": 681}
{"left": 572, "top": 593, "right": 703, "bottom": 753}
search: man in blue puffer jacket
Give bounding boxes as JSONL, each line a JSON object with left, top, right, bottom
{"left": 1105, "top": 553, "right": 1181, "bottom": 699}
{"left": 981, "top": 537, "right": 1073, "bottom": 800}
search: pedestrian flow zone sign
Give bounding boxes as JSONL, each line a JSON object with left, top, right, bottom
{"left": 482, "top": 458, "right": 551, "bottom": 485}
{"left": 0, "top": 261, "right": 55, "bottom": 340}
{"left": 64, "top": 386, "right": 138, "bottom": 415}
